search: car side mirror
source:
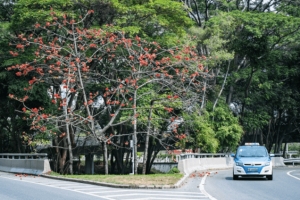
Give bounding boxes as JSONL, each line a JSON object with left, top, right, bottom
{"left": 231, "top": 153, "right": 235, "bottom": 157}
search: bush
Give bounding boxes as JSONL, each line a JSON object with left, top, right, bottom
{"left": 168, "top": 167, "right": 180, "bottom": 174}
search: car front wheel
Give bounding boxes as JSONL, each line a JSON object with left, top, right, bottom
{"left": 267, "top": 174, "right": 273, "bottom": 180}
{"left": 233, "top": 174, "right": 238, "bottom": 180}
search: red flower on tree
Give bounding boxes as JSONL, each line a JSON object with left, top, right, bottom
{"left": 31, "top": 108, "right": 39, "bottom": 114}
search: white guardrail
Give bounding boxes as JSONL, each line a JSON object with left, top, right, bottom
{"left": 0, "top": 153, "right": 51, "bottom": 175}
{"left": 283, "top": 158, "right": 300, "bottom": 166}
{"left": 176, "top": 153, "right": 286, "bottom": 175}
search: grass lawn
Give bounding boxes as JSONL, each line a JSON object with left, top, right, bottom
{"left": 49, "top": 172, "right": 184, "bottom": 186}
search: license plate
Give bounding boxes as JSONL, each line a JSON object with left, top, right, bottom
{"left": 248, "top": 168, "right": 258, "bottom": 172}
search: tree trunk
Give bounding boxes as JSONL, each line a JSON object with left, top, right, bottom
{"left": 65, "top": 125, "right": 73, "bottom": 174}
{"left": 63, "top": 102, "right": 73, "bottom": 174}
{"left": 133, "top": 90, "right": 138, "bottom": 174}
{"left": 146, "top": 145, "right": 154, "bottom": 174}
{"left": 115, "top": 147, "right": 124, "bottom": 174}
{"left": 52, "top": 137, "right": 59, "bottom": 172}
{"left": 142, "top": 101, "right": 154, "bottom": 174}
{"left": 200, "top": 80, "right": 207, "bottom": 109}
{"left": 213, "top": 60, "right": 231, "bottom": 112}
{"left": 103, "top": 141, "right": 108, "bottom": 174}
{"left": 241, "top": 66, "right": 254, "bottom": 118}
{"left": 283, "top": 142, "right": 287, "bottom": 158}
{"left": 110, "top": 149, "right": 115, "bottom": 174}
{"left": 146, "top": 138, "right": 160, "bottom": 174}
{"left": 226, "top": 85, "right": 234, "bottom": 105}
{"left": 115, "top": 133, "right": 125, "bottom": 174}
{"left": 59, "top": 138, "right": 67, "bottom": 174}
{"left": 146, "top": 146, "right": 159, "bottom": 174}
{"left": 125, "top": 150, "right": 130, "bottom": 173}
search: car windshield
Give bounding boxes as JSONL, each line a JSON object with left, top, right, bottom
{"left": 236, "top": 146, "right": 268, "bottom": 157}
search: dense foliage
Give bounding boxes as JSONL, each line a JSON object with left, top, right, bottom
{"left": 0, "top": 0, "right": 299, "bottom": 174}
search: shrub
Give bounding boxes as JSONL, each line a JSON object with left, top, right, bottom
{"left": 168, "top": 167, "right": 180, "bottom": 174}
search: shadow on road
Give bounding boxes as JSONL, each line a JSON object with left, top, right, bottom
{"left": 225, "top": 177, "right": 269, "bottom": 181}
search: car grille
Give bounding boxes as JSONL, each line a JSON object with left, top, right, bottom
{"left": 244, "top": 163, "right": 262, "bottom": 166}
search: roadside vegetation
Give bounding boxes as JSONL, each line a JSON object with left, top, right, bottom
{"left": 48, "top": 171, "right": 183, "bottom": 186}
{"left": 1, "top": 0, "right": 300, "bottom": 175}
{"left": 49, "top": 166, "right": 183, "bottom": 186}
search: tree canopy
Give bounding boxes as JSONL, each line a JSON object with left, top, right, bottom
{"left": 1, "top": 0, "right": 300, "bottom": 174}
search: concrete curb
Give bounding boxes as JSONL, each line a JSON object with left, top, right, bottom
{"left": 41, "top": 174, "right": 184, "bottom": 189}
{"left": 41, "top": 167, "right": 229, "bottom": 190}
{"left": 174, "top": 173, "right": 189, "bottom": 188}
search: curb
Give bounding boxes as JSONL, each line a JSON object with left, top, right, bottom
{"left": 41, "top": 174, "right": 186, "bottom": 189}
{"left": 41, "top": 168, "right": 231, "bottom": 189}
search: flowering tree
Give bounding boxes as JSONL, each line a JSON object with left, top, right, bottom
{"left": 8, "top": 9, "right": 212, "bottom": 174}
{"left": 8, "top": 9, "right": 130, "bottom": 174}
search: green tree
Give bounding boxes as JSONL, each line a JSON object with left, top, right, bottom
{"left": 110, "top": 0, "right": 194, "bottom": 45}
{"left": 10, "top": 0, "right": 73, "bottom": 32}
{"left": 210, "top": 102, "right": 243, "bottom": 152}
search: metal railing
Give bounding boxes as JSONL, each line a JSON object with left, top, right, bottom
{"left": 0, "top": 153, "right": 48, "bottom": 159}
{"left": 177, "top": 153, "right": 280, "bottom": 160}
{"left": 283, "top": 158, "right": 300, "bottom": 166}
{"left": 178, "top": 153, "right": 232, "bottom": 160}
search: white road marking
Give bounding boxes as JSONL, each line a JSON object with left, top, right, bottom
{"left": 89, "top": 190, "right": 130, "bottom": 194}
{"left": 106, "top": 193, "right": 203, "bottom": 198}
{"left": 123, "top": 190, "right": 201, "bottom": 194}
{"left": 63, "top": 185, "right": 101, "bottom": 189}
{"left": 74, "top": 187, "right": 105, "bottom": 191}
{"left": 42, "top": 181, "right": 68, "bottom": 185}
{"left": 48, "top": 183, "right": 79, "bottom": 186}
{"left": 123, "top": 198, "right": 202, "bottom": 200}
{"left": 0, "top": 175, "right": 114, "bottom": 200}
{"left": 124, "top": 198, "right": 205, "bottom": 200}
{"left": 199, "top": 173, "right": 217, "bottom": 200}
{"left": 287, "top": 170, "right": 300, "bottom": 181}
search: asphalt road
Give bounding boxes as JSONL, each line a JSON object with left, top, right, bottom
{"left": 204, "top": 166, "right": 300, "bottom": 200}
{"left": 0, "top": 171, "right": 209, "bottom": 200}
{"left": 1, "top": 167, "right": 299, "bottom": 200}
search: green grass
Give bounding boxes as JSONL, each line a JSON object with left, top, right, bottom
{"left": 49, "top": 172, "right": 183, "bottom": 186}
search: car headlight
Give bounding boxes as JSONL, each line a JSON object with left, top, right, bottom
{"left": 235, "top": 162, "right": 243, "bottom": 166}
{"left": 265, "top": 162, "right": 270, "bottom": 166}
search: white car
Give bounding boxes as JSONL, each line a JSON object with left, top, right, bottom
{"left": 232, "top": 143, "right": 274, "bottom": 180}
